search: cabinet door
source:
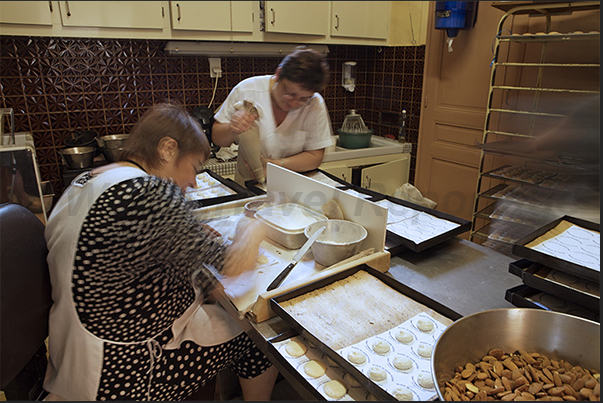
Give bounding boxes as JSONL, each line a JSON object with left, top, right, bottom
{"left": 0, "top": 1, "right": 54, "bottom": 25}
{"left": 58, "top": 1, "right": 164, "bottom": 29}
{"left": 331, "top": 1, "right": 390, "bottom": 39}
{"left": 361, "top": 157, "right": 409, "bottom": 196}
{"left": 321, "top": 166, "right": 352, "bottom": 183}
{"left": 264, "top": 1, "right": 328, "bottom": 36}
{"left": 170, "top": 1, "right": 253, "bottom": 32}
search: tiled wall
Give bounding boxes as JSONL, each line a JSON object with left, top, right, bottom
{"left": 0, "top": 36, "right": 425, "bottom": 199}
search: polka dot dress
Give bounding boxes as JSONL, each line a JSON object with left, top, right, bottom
{"left": 67, "top": 176, "right": 272, "bottom": 400}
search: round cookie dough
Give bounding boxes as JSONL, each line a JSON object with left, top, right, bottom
{"left": 368, "top": 366, "right": 387, "bottom": 382}
{"left": 256, "top": 254, "right": 269, "bottom": 264}
{"left": 395, "top": 329, "right": 414, "bottom": 344}
{"left": 392, "top": 386, "right": 414, "bottom": 401}
{"left": 372, "top": 340, "right": 391, "bottom": 355}
{"left": 392, "top": 355, "right": 413, "bottom": 371}
{"left": 417, "top": 318, "right": 434, "bottom": 333}
{"left": 347, "top": 350, "right": 367, "bottom": 365}
{"left": 323, "top": 380, "right": 347, "bottom": 399}
{"left": 304, "top": 360, "right": 326, "bottom": 379}
{"left": 417, "top": 344, "right": 433, "bottom": 359}
{"left": 417, "top": 372, "right": 435, "bottom": 389}
{"left": 285, "top": 340, "right": 307, "bottom": 358}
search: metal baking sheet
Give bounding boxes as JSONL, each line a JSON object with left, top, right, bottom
{"left": 369, "top": 195, "right": 471, "bottom": 254}
{"left": 508, "top": 259, "right": 599, "bottom": 312}
{"left": 185, "top": 169, "right": 253, "bottom": 208}
{"left": 512, "top": 215, "right": 600, "bottom": 282}
{"left": 504, "top": 284, "right": 599, "bottom": 323}
{"left": 270, "top": 264, "right": 461, "bottom": 401}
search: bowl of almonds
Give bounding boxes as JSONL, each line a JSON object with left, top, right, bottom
{"left": 431, "top": 308, "right": 600, "bottom": 401}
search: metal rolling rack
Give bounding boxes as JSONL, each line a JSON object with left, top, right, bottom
{"left": 470, "top": 1, "right": 600, "bottom": 256}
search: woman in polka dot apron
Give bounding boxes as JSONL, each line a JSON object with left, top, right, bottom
{"left": 43, "top": 103, "right": 278, "bottom": 400}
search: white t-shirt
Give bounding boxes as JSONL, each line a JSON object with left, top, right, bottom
{"left": 214, "top": 75, "right": 334, "bottom": 159}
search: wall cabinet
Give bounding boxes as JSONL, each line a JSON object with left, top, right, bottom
{"left": 320, "top": 153, "right": 410, "bottom": 196}
{"left": 263, "top": 1, "right": 329, "bottom": 36}
{"left": 170, "top": 1, "right": 253, "bottom": 33}
{"left": 0, "top": 1, "right": 54, "bottom": 26}
{"left": 330, "top": 1, "right": 390, "bottom": 40}
{"left": 58, "top": 1, "right": 164, "bottom": 30}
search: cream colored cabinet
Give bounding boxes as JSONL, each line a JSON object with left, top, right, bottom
{"left": 331, "top": 1, "right": 390, "bottom": 40}
{"left": 263, "top": 1, "right": 329, "bottom": 36}
{"left": 0, "top": 1, "right": 54, "bottom": 25}
{"left": 321, "top": 166, "right": 353, "bottom": 183}
{"left": 170, "top": 1, "right": 253, "bottom": 32}
{"left": 58, "top": 1, "right": 164, "bottom": 29}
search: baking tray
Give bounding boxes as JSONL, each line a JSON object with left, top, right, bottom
{"left": 370, "top": 194, "right": 471, "bottom": 254}
{"left": 505, "top": 284, "right": 599, "bottom": 323}
{"left": 512, "top": 215, "right": 600, "bottom": 282}
{"left": 185, "top": 169, "right": 254, "bottom": 208}
{"left": 270, "top": 264, "right": 462, "bottom": 401}
{"left": 509, "top": 259, "right": 599, "bottom": 312}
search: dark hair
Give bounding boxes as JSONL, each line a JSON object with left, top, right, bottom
{"left": 278, "top": 46, "right": 330, "bottom": 93}
{"left": 120, "top": 103, "right": 210, "bottom": 169}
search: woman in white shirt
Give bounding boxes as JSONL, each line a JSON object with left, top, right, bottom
{"left": 212, "top": 47, "right": 334, "bottom": 185}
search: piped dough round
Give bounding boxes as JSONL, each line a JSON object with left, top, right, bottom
{"left": 393, "top": 355, "right": 413, "bottom": 371}
{"left": 323, "top": 380, "right": 347, "bottom": 399}
{"left": 285, "top": 340, "right": 307, "bottom": 358}
{"left": 417, "top": 318, "right": 434, "bottom": 333}
{"left": 255, "top": 254, "right": 269, "bottom": 264}
{"left": 417, "top": 372, "right": 435, "bottom": 389}
{"left": 392, "top": 386, "right": 414, "bottom": 401}
{"left": 417, "top": 344, "right": 433, "bottom": 359}
{"left": 372, "top": 340, "right": 391, "bottom": 355}
{"left": 347, "top": 350, "right": 367, "bottom": 365}
{"left": 304, "top": 360, "right": 326, "bottom": 378}
{"left": 395, "top": 330, "right": 414, "bottom": 344}
{"left": 368, "top": 366, "right": 387, "bottom": 382}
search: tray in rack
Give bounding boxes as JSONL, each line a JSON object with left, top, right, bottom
{"left": 512, "top": 215, "right": 600, "bottom": 282}
{"left": 508, "top": 259, "right": 599, "bottom": 312}
{"left": 270, "top": 264, "right": 461, "bottom": 401}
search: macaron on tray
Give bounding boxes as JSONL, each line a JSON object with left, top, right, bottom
{"left": 273, "top": 312, "right": 448, "bottom": 401}
{"left": 185, "top": 172, "right": 236, "bottom": 201}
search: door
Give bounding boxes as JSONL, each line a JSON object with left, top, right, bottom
{"left": 331, "top": 1, "right": 390, "bottom": 40}
{"left": 0, "top": 1, "right": 54, "bottom": 25}
{"left": 170, "top": 1, "right": 253, "bottom": 32}
{"left": 264, "top": 1, "right": 328, "bottom": 36}
{"left": 415, "top": 2, "right": 505, "bottom": 227}
{"left": 58, "top": 1, "right": 164, "bottom": 29}
{"left": 361, "top": 156, "right": 409, "bottom": 196}
{"left": 321, "top": 166, "right": 352, "bottom": 183}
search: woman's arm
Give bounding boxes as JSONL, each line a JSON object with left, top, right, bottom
{"left": 212, "top": 111, "right": 257, "bottom": 147}
{"left": 262, "top": 148, "right": 325, "bottom": 173}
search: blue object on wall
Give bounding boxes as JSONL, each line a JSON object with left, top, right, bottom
{"left": 435, "top": 1, "right": 479, "bottom": 38}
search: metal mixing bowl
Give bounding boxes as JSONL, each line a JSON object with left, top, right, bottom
{"left": 100, "top": 147, "right": 123, "bottom": 162}
{"left": 58, "top": 146, "right": 96, "bottom": 169}
{"left": 431, "top": 308, "right": 600, "bottom": 400}
{"left": 304, "top": 219, "right": 368, "bottom": 267}
{"left": 98, "top": 134, "right": 129, "bottom": 149}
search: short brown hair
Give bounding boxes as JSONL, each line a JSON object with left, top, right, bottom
{"left": 120, "top": 103, "right": 210, "bottom": 169}
{"left": 278, "top": 46, "right": 330, "bottom": 93}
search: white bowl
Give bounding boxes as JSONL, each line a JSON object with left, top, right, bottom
{"left": 304, "top": 219, "right": 367, "bottom": 267}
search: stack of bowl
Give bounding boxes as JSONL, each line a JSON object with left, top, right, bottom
{"left": 98, "top": 134, "right": 129, "bottom": 162}
{"left": 58, "top": 147, "right": 96, "bottom": 169}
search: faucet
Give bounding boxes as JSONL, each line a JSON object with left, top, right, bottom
{"left": 0, "top": 108, "right": 15, "bottom": 145}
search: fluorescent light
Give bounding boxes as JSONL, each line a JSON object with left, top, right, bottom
{"left": 165, "top": 41, "right": 329, "bottom": 57}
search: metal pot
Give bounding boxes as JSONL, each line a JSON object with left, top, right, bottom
{"left": 100, "top": 147, "right": 123, "bottom": 162}
{"left": 304, "top": 219, "right": 367, "bottom": 267}
{"left": 64, "top": 130, "right": 98, "bottom": 148}
{"left": 98, "top": 134, "right": 129, "bottom": 150}
{"left": 58, "top": 146, "right": 96, "bottom": 169}
{"left": 431, "top": 308, "right": 600, "bottom": 400}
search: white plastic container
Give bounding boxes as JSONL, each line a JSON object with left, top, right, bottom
{"left": 255, "top": 203, "right": 328, "bottom": 249}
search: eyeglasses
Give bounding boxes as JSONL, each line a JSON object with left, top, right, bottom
{"left": 279, "top": 80, "right": 313, "bottom": 103}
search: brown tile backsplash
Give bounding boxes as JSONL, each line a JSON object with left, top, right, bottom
{"left": 1, "top": 37, "right": 424, "bottom": 199}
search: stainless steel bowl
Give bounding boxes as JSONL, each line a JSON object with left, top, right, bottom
{"left": 98, "top": 134, "right": 129, "bottom": 150}
{"left": 100, "top": 147, "right": 123, "bottom": 162}
{"left": 304, "top": 219, "right": 367, "bottom": 267}
{"left": 58, "top": 146, "right": 96, "bottom": 169}
{"left": 431, "top": 308, "right": 600, "bottom": 400}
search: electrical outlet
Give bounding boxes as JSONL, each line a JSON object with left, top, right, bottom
{"left": 209, "top": 57, "right": 222, "bottom": 78}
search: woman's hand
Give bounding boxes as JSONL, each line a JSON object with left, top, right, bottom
{"left": 222, "top": 217, "right": 266, "bottom": 277}
{"left": 229, "top": 110, "right": 257, "bottom": 135}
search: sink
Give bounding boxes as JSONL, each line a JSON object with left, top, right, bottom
{"left": 322, "top": 135, "right": 410, "bottom": 162}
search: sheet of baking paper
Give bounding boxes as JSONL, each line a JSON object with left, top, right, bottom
{"left": 374, "top": 199, "right": 420, "bottom": 224}
{"left": 542, "top": 269, "right": 600, "bottom": 297}
{"left": 337, "top": 312, "right": 448, "bottom": 401}
{"left": 272, "top": 335, "right": 372, "bottom": 401}
{"left": 526, "top": 221, "right": 600, "bottom": 272}
{"left": 185, "top": 172, "right": 236, "bottom": 201}
{"left": 385, "top": 211, "right": 460, "bottom": 244}
{"left": 341, "top": 189, "right": 373, "bottom": 199}
{"left": 304, "top": 171, "right": 345, "bottom": 188}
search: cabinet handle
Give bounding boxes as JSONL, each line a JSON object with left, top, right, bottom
{"left": 48, "top": 1, "right": 53, "bottom": 12}
{"left": 176, "top": 3, "right": 181, "bottom": 22}
{"left": 341, "top": 173, "right": 347, "bottom": 181}
{"left": 365, "top": 175, "right": 371, "bottom": 188}
{"left": 335, "top": 15, "right": 339, "bottom": 30}
{"left": 271, "top": 8, "right": 275, "bottom": 25}
{"left": 65, "top": 1, "right": 71, "bottom": 16}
